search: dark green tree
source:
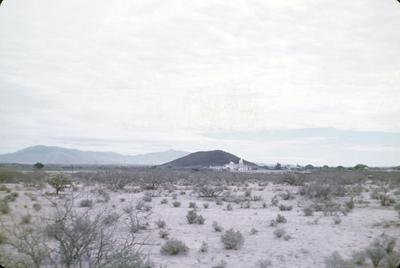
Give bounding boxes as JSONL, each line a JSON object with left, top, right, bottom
{"left": 33, "top": 162, "right": 44, "bottom": 169}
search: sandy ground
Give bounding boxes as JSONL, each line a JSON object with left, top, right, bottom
{"left": 1, "top": 182, "right": 399, "bottom": 268}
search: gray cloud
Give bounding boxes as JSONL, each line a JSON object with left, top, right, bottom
{"left": 0, "top": 0, "right": 399, "bottom": 165}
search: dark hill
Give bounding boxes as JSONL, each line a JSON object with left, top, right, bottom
{"left": 161, "top": 150, "right": 256, "bottom": 168}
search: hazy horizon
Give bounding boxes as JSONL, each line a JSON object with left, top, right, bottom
{"left": 1, "top": 0, "right": 399, "bottom": 166}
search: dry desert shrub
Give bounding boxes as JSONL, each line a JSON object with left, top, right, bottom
{"left": 221, "top": 229, "right": 244, "bottom": 250}
{"left": 213, "top": 221, "right": 223, "bottom": 232}
{"left": 160, "top": 239, "right": 189, "bottom": 255}
{"left": 273, "top": 228, "right": 286, "bottom": 238}
{"left": 155, "top": 219, "right": 166, "bottom": 229}
{"left": 79, "top": 199, "right": 93, "bottom": 208}
{"left": 159, "top": 229, "right": 169, "bottom": 239}
{"left": 172, "top": 201, "right": 181, "bottom": 207}
{"left": 199, "top": 241, "right": 208, "bottom": 253}
{"left": 186, "top": 210, "right": 205, "bottom": 224}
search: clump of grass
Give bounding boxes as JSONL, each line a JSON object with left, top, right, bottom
{"left": 102, "top": 212, "right": 120, "bottom": 225}
{"left": 383, "top": 253, "right": 400, "bottom": 268}
{"left": 203, "top": 203, "right": 209, "bottom": 209}
{"left": 186, "top": 210, "right": 205, "bottom": 224}
{"left": 172, "top": 201, "right": 181, "bottom": 207}
{"left": 199, "top": 241, "right": 208, "bottom": 253}
{"left": 160, "top": 198, "right": 168, "bottom": 204}
{"left": 156, "top": 219, "right": 166, "bottom": 229}
{"left": 4, "top": 192, "right": 18, "bottom": 202}
{"left": 142, "top": 192, "right": 152, "bottom": 202}
{"left": 279, "top": 204, "right": 293, "bottom": 211}
{"left": 273, "top": 228, "right": 286, "bottom": 238}
{"left": 0, "top": 200, "right": 10, "bottom": 214}
{"left": 351, "top": 250, "right": 366, "bottom": 265}
{"left": 250, "top": 228, "right": 258, "bottom": 235}
{"left": 0, "top": 185, "right": 10, "bottom": 192}
{"left": 79, "top": 199, "right": 93, "bottom": 208}
{"left": 212, "top": 221, "right": 223, "bottom": 232}
{"left": 366, "top": 246, "right": 386, "bottom": 268}
{"left": 160, "top": 239, "right": 189, "bottom": 255}
{"left": 188, "top": 202, "right": 197, "bottom": 208}
{"left": 33, "top": 203, "right": 42, "bottom": 211}
{"left": 303, "top": 206, "right": 314, "bottom": 216}
{"left": 221, "top": 229, "right": 244, "bottom": 250}
{"left": 332, "top": 216, "right": 342, "bottom": 225}
{"left": 20, "top": 214, "right": 32, "bottom": 224}
{"left": 0, "top": 232, "right": 7, "bottom": 244}
{"left": 159, "top": 229, "right": 169, "bottom": 239}
{"left": 226, "top": 204, "right": 233, "bottom": 211}
{"left": 280, "top": 190, "right": 295, "bottom": 200}
{"left": 276, "top": 214, "right": 287, "bottom": 223}
{"left": 324, "top": 252, "right": 349, "bottom": 268}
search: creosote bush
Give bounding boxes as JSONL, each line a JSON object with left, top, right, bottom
{"left": 172, "top": 201, "right": 181, "bottom": 207}
{"left": 221, "top": 229, "right": 244, "bottom": 250}
{"left": 276, "top": 214, "right": 287, "bottom": 223}
{"left": 161, "top": 239, "right": 189, "bottom": 255}
{"left": 186, "top": 210, "right": 205, "bottom": 224}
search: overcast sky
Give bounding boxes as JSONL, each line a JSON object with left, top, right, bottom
{"left": 0, "top": 0, "right": 399, "bottom": 166}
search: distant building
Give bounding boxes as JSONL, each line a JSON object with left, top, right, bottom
{"left": 224, "top": 158, "right": 250, "bottom": 172}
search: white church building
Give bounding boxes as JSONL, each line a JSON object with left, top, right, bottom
{"left": 224, "top": 158, "right": 250, "bottom": 172}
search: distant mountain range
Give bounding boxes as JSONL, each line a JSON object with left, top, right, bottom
{"left": 0, "top": 145, "right": 189, "bottom": 165}
{"left": 162, "top": 150, "right": 257, "bottom": 168}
